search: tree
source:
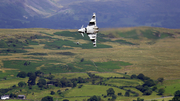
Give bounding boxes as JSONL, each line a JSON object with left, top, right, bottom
{"left": 37, "top": 78, "right": 46, "bottom": 89}
{"left": 50, "top": 91, "right": 55, "bottom": 95}
{"left": 107, "top": 88, "right": 115, "bottom": 96}
{"left": 131, "top": 74, "right": 137, "bottom": 79}
{"left": 87, "top": 95, "right": 101, "bottom": 101}
{"left": 143, "top": 79, "right": 155, "bottom": 87}
{"left": 118, "top": 92, "right": 122, "bottom": 96}
{"left": 54, "top": 78, "right": 62, "bottom": 87}
{"left": 172, "top": 90, "right": 180, "bottom": 101}
{"left": 72, "top": 81, "right": 77, "bottom": 88}
{"left": 125, "top": 91, "right": 130, "bottom": 97}
{"left": 17, "top": 71, "right": 27, "bottom": 78}
{"left": 27, "top": 72, "right": 34, "bottom": 77}
{"left": 174, "top": 90, "right": 180, "bottom": 97}
{"left": 92, "top": 79, "right": 95, "bottom": 85}
{"left": 3, "top": 76, "right": 7, "bottom": 80}
{"left": 24, "top": 61, "right": 27, "bottom": 66}
{"left": 9, "top": 93, "right": 17, "bottom": 98}
{"left": 37, "top": 78, "right": 47, "bottom": 85}
{"left": 151, "top": 87, "right": 156, "bottom": 91}
{"left": 61, "top": 78, "right": 73, "bottom": 87}
{"left": 78, "top": 85, "right": 83, "bottom": 88}
{"left": 29, "top": 85, "right": 32, "bottom": 89}
{"left": 18, "top": 81, "right": 27, "bottom": 87}
{"left": 143, "top": 76, "right": 150, "bottom": 81}
{"left": 38, "top": 83, "right": 43, "bottom": 90}
{"left": 143, "top": 89, "right": 152, "bottom": 95}
{"left": 27, "top": 74, "right": 36, "bottom": 86}
{"left": 112, "top": 95, "right": 117, "bottom": 100}
{"left": 41, "top": 96, "right": 53, "bottom": 101}
{"left": 57, "top": 90, "right": 61, "bottom": 95}
{"left": 158, "top": 88, "right": 165, "bottom": 95}
{"left": 12, "top": 85, "right": 16, "bottom": 88}
{"left": 77, "top": 77, "right": 85, "bottom": 83}
{"left": 48, "top": 75, "right": 55, "bottom": 80}
{"left": 136, "top": 97, "right": 144, "bottom": 101}
{"left": 35, "top": 70, "right": 43, "bottom": 76}
{"left": 63, "top": 99, "right": 69, "bottom": 101}
{"left": 136, "top": 85, "right": 152, "bottom": 94}
{"left": 157, "top": 77, "right": 164, "bottom": 84}
{"left": 137, "top": 73, "right": 144, "bottom": 80}
{"left": 24, "top": 61, "right": 30, "bottom": 66}
{"left": 81, "top": 58, "right": 84, "bottom": 62}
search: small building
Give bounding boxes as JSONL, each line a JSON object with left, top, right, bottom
{"left": 18, "top": 95, "right": 26, "bottom": 99}
{"left": 1, "top": 95, "right": 10, "bottom": 100}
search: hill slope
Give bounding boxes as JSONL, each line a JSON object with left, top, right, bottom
{"left": 0, "top": 27, "right": 180, "bottom": 80}
{"left": 0, "top": 0, "right": 180, "bottom": 28}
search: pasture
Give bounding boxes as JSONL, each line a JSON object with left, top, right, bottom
{"left": 156, "top": 79, "right": 180, "bottom": 96}
{"left": 54, "top": 73, "right": 89, "bottom": 79}
{"left": 105, "top": 79, "right": 144, "bottom": 86}
{"left": 94, "top": 72, "right": 124, "bottom": 78}
{"left": 64, "top": 84, "right": 126, "bottom": 99}
{"left": 0, "top": 78, "right": 28, "bottom": 89}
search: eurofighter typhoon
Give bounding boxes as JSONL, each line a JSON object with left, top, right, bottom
{"left": 78, "top": 13, "right": 99, "bottom": 47}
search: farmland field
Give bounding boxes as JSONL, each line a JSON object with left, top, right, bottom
{"left": 0, "top": 78, "right": 28, "bottom": 89}
{"left": 94, "top": 72, "right": 124, "bottom": 78}
{"left": 156, "top": 79, "right": 180, "bottom": 96}
{"left": 54, "top": 73, "right": 89, "bottom": 79}
{"left": 105, "top": 79, "right": 144, "bottom": 86}
{"left": 65, "top": 85, "right": 126, "bottom": 97}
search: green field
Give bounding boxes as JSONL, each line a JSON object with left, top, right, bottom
{"left": 105, "top": 79, "right": 144, "bottom": 86}
{"left": 54, "top": 73, "right": 89, "bottom": 79}
{"left": 0, "top": 78, "right": 28, "bottom": 89}
{"left": 64, "top": 84, "right": 127, "bottom": 101}
{"left": 124, "top": 87, "right": 143, "bottom": 96}
{"left": 95, "top": 61, "right": 132, "bottom": 70}
{"left": 156, "top": 79, "right": 180, "bottom": 96}
{"left": 94, "top": 73, "right": 124, "bottom": 78}
{"left": 65, "top": 85, "right": 124, "bottom": 97}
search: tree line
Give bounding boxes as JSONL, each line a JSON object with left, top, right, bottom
{"left": 131, "top": 73, "right": 165, "bottom": 95}
{"left": 1, "top": 71, "right": 168, "bottom": 101}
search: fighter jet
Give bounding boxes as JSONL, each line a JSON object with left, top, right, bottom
{"left": 78, "top": 13, "right": 99, "bottom": 47}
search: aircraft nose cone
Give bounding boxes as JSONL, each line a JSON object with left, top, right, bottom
{"left": 78, "top": 29, "right": 81, "bottom": 32}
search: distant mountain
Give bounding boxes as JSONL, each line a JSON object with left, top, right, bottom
{"left": 0, "top": 0, "right": 180, "bottom": 29}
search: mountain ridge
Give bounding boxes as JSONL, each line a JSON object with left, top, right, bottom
{"left": 0, "top": 0, "right": 180, "bottom": 29}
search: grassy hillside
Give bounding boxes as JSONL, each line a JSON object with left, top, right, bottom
{"left": 0, "top": 27, "right": 180, "bottom": 79}
{"left": 0, "top": 27, "right": 180, "bottom": 100}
